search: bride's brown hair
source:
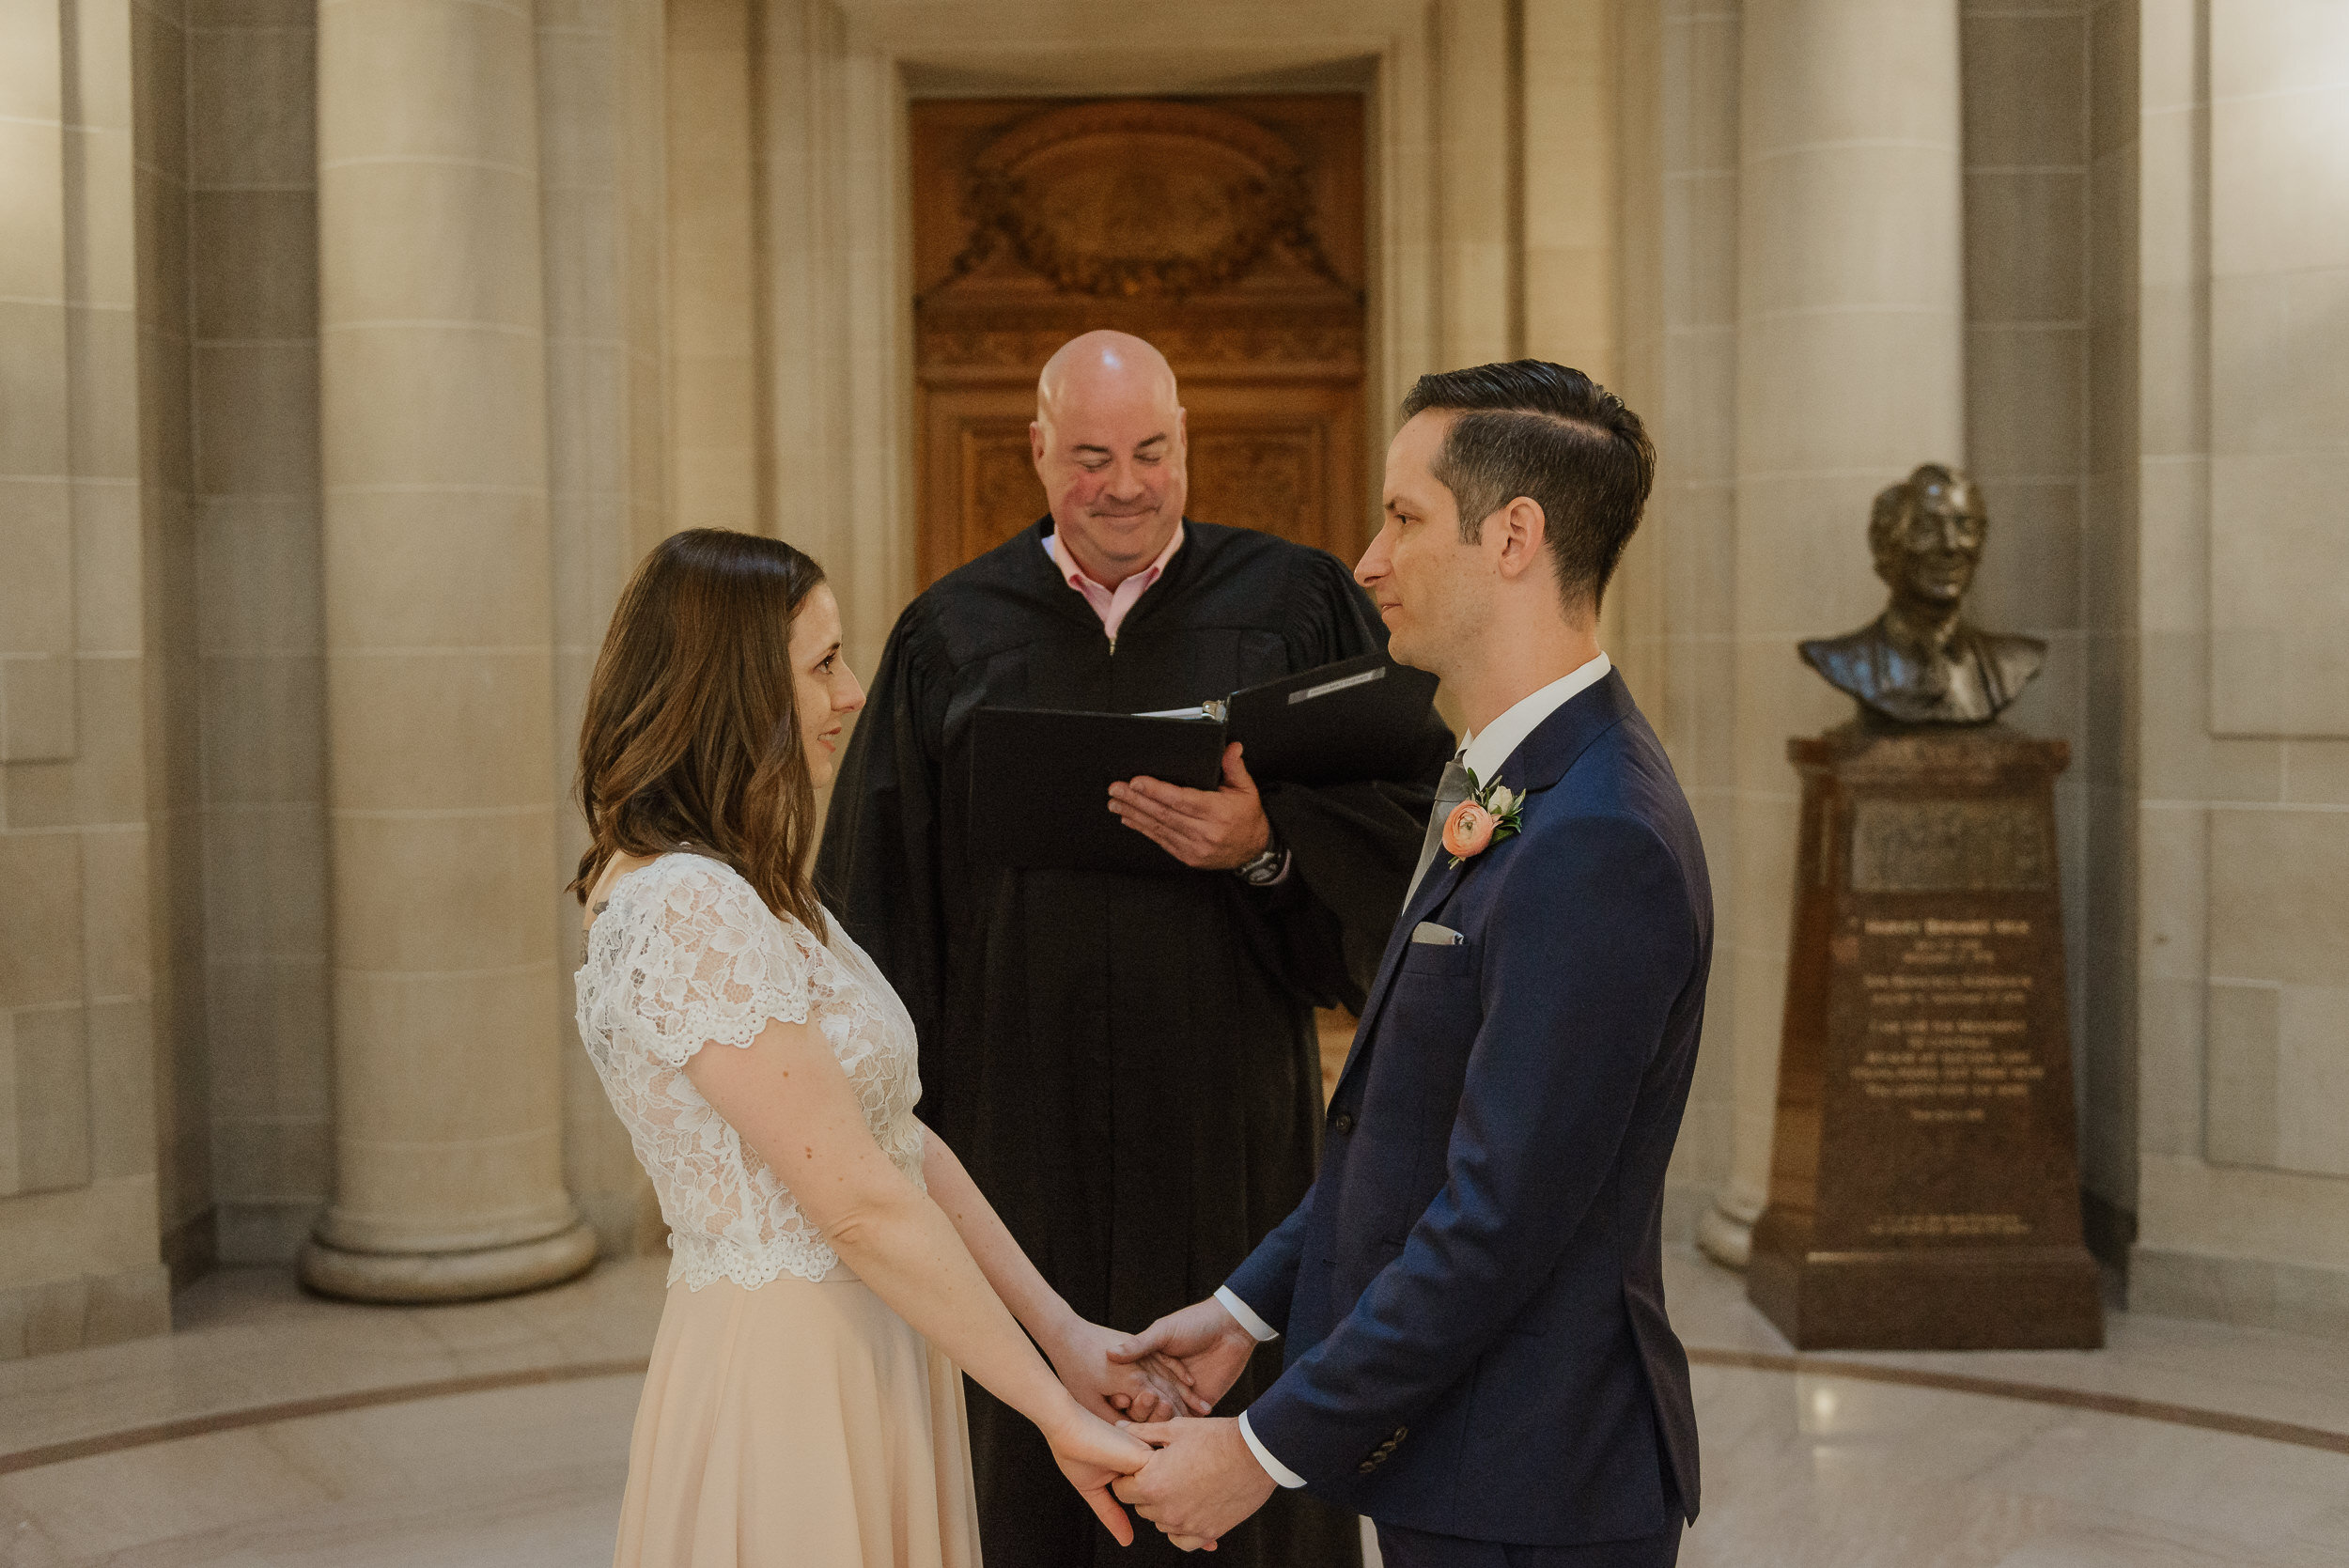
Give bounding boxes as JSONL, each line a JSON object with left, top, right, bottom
{"left": 570, "top": 528, "right": 830, "bottom": 930}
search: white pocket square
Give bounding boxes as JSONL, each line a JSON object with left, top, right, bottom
{"left": 1410, "top": 921, "right": 1466, "bottom": 946}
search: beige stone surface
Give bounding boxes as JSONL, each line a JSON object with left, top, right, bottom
{"left": 0, "top": 1176, "right": 164, "bottom": 1293}
{"left": 2205, "top": 3, "right": 2349, "bottom": 738}
{"left": 2204, "top": 981, "right": 2281, "bottom": 1169}
{"left": 1704, "top": 0, "right": 1968, "bottom": 1262}
{"left": 189, "top": 343, "right": 320, "bottom": 498}
{"left": 1522, "top": 1, "right": 1616, "bottom": 383}
{"left": 2209, "top": 809, "right": 2349, "bottom": 989}
{"left": 1637, "top": 0, "right": 1741, "bottom": 1223}
{"left": 2111, "top": 0, "right": 2349, "bottom": 1328}
{"left": 1439, "top": 0, "right": 1516, "bottom": 367}
{"left": 666, "top": 0, "right": 761, "bottom": 537}
{"left": 538, "top": 0, "right": 671, "bottom": 1255}
{"left": 10, "top": 1009, "right": 90, "bottom": 1197}
{"left": 0, "top": 19, "right": 79, "bottom": 769}
{"left": 311, "top": 0, "right": 584, "bottom": 1287}
{"left": 2205, "top": 809, "right": 2349, "bottom": 1183}
{"left": 329, "top": 969, "right": 565, "bottom": 1150}
{"left": 4, "top": 0, "right": 2346, "bottom": 1360}
{"left": 325, "top": 655, "right": 557, "bottom": 813}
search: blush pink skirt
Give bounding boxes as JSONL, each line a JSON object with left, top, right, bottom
{"left": 613, "top": 1273, "right": 981, "bottom": 1568}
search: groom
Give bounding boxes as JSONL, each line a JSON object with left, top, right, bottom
{"left": 1109, "top": 361, "right": 1710, "bottom": 1565}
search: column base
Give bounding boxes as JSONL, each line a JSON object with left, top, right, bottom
{"left": 1697, "top": 1196, "right": 1758, "bottom": 1269}
{"left": 299, "top": 1221, "right": 599, "bottom": 1304}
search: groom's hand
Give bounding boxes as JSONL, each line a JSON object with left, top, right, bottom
{"left": 1112, "top": 1418, "right": 1277, "bottom": 1549}
{"left": 1110, "top": 743, "right": 1272, "bottom": 870}
{"left": 1044, "top": 1318, "right": 1211, "bottom": 1422}
{"left": 1109, "top": 1296, "right": 1260, "bottom": 1410}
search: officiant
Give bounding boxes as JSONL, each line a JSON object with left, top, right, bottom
{"left": 817, "top": 330, "right": 1452, "bottom": 1568}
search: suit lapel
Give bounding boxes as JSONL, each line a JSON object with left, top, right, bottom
{"left": 1326, "top": 670, "right": 1641, "bottom": 1107}
{"left": 1330, "top": 854, "right": 1471, "bottom": 1092}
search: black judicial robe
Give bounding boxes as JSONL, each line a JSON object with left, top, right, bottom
{"left": 817, "top": 519, "right": 1453, "bottom": 1568}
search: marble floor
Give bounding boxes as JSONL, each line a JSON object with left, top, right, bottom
{"left": 3, "top": 1250, "right": 2345, "bottom": 1567}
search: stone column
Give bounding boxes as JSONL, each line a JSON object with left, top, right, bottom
{"left": 303, "top": 0, "right": 595, "bottom": 1299}
{"left": 1701, "top": 0, "right": 1965, "bottom": 1266}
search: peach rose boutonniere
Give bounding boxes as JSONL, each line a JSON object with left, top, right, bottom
{"left": 1441, "top": 772, "right": 1525, "bottom": 868}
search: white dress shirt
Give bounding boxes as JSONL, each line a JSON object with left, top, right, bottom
{"left": 1214, "top": 1289, "right": 1307, "bottom": 1486}
{"left": 1217, "top": 651, "right": 1612, "bottom": 1490}
{"left": 1458, "top": 651, "right": 1611, "bottom": 785}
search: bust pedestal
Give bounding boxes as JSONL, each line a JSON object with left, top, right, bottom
{"left": 1747, "top": 723, "right": 2102, "bottom": 1350}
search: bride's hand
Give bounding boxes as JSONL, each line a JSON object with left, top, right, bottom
{"left": 1046, "top": 1318, "right": 1216, "bottom": 1422}
{"left": 1045, "top": 1405, "right": 1158, "bottom": 1547}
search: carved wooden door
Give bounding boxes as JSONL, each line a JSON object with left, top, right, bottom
{"left": 910, "top": 96, "right": 1368, "bottom": 585}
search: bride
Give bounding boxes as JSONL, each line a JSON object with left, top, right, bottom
{"left": 571, "top": 529, "right": 1198, "bottom": 1565}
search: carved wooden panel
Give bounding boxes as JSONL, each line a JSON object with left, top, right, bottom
{"left": 957, "top": 425, "right": 1046, "bottom": 567}
{"left": 919, "top": 381, "right": 1362, "bottom": 579}
{"left": 911, "top": 95, "right": 1367, "bottom": 585}
{"left": 1189, "top": 431, "right": 1315, "bottom": 542}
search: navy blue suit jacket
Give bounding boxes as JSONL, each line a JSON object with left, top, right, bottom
{"left": 1226, "top": 670, "right": 1710, "bottom": 1545}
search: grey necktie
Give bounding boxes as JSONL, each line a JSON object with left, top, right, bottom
{"left": 1403, "top": 757, "right": 1475, "bottom": 908}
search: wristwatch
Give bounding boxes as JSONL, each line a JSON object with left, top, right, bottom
{"left": 1235, "top": 831, "right": 1288, "bottom": 888}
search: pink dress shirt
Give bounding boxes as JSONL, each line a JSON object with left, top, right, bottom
{"left": 1042, "top": 523, "right": 1184, "bottom": 644}
{"left": 1043, "top": 520, "right": 1288, "bottom": 886}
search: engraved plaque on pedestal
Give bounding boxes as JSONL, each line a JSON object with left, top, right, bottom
{"left": 1747, "top": 724, "right": 2104, "bottom": 1350}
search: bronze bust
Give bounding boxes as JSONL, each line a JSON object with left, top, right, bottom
{"left": 1800, "top": 464, "right": 2045, "bottom": 726}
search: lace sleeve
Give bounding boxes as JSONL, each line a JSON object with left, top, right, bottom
{"left": 621, "top": 861, "right": 814, "bottom": 1068}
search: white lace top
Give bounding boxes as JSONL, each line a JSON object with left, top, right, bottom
{"left": 573, "top": 853, "right": 927, "bottom": 1291}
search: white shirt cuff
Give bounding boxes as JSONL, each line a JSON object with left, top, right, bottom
{"left": 1215, "top": 1285, "right": 1280, "bottom": 1343}
{"left": 1237, "top": 1411, "right": 1308, "bottom": 1489}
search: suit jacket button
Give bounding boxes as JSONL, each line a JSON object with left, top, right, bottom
{"left": 1330, "top": 1112, "right": 1355, "bottom": 1136}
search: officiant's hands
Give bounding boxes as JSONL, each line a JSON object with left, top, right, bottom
{"left": 1110, "top": 742, "right": 1272, "bottom": 870}
{"left": 1045, "top": 1317, "right": 1215, "bottom": 1423}
{"left": 1107, "top": 1296, "right": 1261, "bottom": 1410}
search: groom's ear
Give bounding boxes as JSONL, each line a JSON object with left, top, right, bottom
{"left": 1491, "top": 496, "right": 1549, "bottom": 582}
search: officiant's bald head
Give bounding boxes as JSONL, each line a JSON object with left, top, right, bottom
{"left": 1032, "top": 330, "right": 1189, "bottom": 589}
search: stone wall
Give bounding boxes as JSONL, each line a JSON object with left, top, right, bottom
{"left": 2123, "top": 0, "right": 2349, "bottom": 1335}
{"left": 1960, "top": 0, "right": 2094, "bottom": 1121}
{"left": 2, "top": 0, "right": 2344, "bottom": 1357}
{"left": 2080, "top": 0, "right": 2139, "bottom": 1268}
{"left": 0, "top": 0, "right": 173, "bottom": 1355}
{"left": 1637, "top": 0, "right": 1743, "bottom": 1241}
{"left": 187, "top": 0, "right": 330, "bottom": 1269}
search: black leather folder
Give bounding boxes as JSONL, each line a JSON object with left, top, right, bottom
{"left": 969, "top": 653, "right": 1441, "bottom": 874}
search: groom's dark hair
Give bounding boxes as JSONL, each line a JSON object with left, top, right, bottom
{"left": 1401, "top": 360, "right": 1655, "bottom": 613}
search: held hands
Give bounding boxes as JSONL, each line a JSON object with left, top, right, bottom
{"left": 1103, "top": 1297, "right": 1274, "bottom": 1551}
{"left": 1110, "top": 743, "right": 1272, "bottom": 871}
{"left": 1108, "top": 1296, "right": 1262, "bottom": 1411}
{"left": 1041, "top": 1312, "right": 1231, "bottom": 1548}
{"left": 1113, "top": 1418, "right": 1277, "bottom": 1553}
{"left": 1044, "top": 1403, "right": 1158, "bottom": 1548}
{"left": 1045, "top": 1317, "right": 1215, "bottom": 1424}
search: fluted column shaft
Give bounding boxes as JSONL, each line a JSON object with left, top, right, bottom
{"left": 1702, "top": 0, "right": 1965, "bottom": 1266}
{"left": 303, "top": 0, "right": 593, "bottom": 1299}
